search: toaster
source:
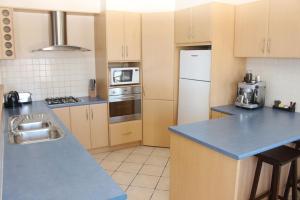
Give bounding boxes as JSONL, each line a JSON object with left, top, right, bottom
{"left": 18, "top": 92, "right": 32, "bottom": 104}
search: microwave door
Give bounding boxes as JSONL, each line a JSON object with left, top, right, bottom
{"left": 113, "top": 71, "right": 122, "bottom": 84}
{"left": 122, "top": 70, "right": 133, "bottom": 82}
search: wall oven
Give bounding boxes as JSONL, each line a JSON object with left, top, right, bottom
{"left": 109, "top": 86, "right": 141, "bottom": 123}
{"left": 110, "top": 67, "right": 140, "bottom": 86}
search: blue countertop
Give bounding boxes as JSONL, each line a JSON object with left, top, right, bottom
{"left": 47, "top": 96, "right": 107, "bottom": 109}
{"left": 169, "top": 105, "right": 300, "bottom": 160}
{"left": 1, "top": 101, "right": 126, "bottom": 200}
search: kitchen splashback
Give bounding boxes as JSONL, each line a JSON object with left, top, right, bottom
{"left": 247, "top": 58, "right": 300, "bottom": 112}
{"left": 0, "top": 52, "right": 95, "bottom": 101}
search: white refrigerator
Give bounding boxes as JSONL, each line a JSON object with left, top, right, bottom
{"left": 177, "top": 50, "right": 211, "bottom": 125}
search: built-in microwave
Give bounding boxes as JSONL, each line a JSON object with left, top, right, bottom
{"left": 110, "top": 67, "right": 140, "bottom": 86}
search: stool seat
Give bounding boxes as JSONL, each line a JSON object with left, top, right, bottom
{"left": 258, "top": 146, "right": 300, "bottom": 166}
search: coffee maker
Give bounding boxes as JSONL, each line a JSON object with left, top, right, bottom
{"left": 235, "top": 72, "right": 266, "bottom": 109}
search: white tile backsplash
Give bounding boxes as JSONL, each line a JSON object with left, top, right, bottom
{"left": 0, "top": 52, "right": 95, "bottom": 101}
{"left": 247, "top": 58, "right": 300, "bottom": 112}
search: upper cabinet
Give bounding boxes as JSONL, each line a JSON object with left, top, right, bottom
{"left": 0, "top": 8, "right": 15, "bottom": 59}
{"left": 106, "top": 11, "right": 141, "bottom": 62}
{"left": 175, "top": 4, "right": 212, "bottom": 44}
{"left": 235, "top": 0, "right": 300, "bottom": 58}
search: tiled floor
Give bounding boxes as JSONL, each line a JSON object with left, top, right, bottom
{"left": 91, "top": 146, "right": 170, "bottom": 200}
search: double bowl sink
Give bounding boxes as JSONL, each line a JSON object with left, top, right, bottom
{"left": 9, "top": 113, "right": 64, "bottom": 144}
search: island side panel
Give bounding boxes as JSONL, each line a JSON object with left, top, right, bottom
{"left": 170, "top": 133, "right": 240, "bottom": 200}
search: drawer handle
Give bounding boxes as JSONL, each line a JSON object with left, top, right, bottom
{"left": 122, "top": 131, "right": 132, "bottom": 136}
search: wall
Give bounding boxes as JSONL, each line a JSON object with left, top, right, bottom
{"left": 0, "top": 11, "right": 95, "bottom": 101}
{"left": 0, "top": 0, "right": 101, "bottom": 13}
{"left": 247, "top": 58, "right": 300, "bottom": 112}
{"left": 176, "top": 0, "right": 258, "bottom": 9}
{"left": 104, "top": 0, "right": 175, "bottom": 12}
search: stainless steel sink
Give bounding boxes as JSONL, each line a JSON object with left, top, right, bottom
{"left": 9, "top": 113, "right": 64, "bottom": 144}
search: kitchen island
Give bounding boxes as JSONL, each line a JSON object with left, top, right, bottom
{"left": 169, "top": 105, "right": 300, "bottom": 200}
{"left": 1, "top": 100, "right": 126, "bottom": 200}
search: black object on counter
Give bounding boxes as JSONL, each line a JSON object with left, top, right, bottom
{"left": 273, "top": 100, "right": 296, "bottom": 112}
{"left": 244, "top": 72, "right": 253, "bottom": 83}
{"left": 4, "top": 91, "right": 21, "bottom": 108}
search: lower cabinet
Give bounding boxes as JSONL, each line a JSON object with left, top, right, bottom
{"left": 109, "top": 120, "right": 142, "bottom": 146}
{"left": 53, "top": 103, "right": 109, "bottom": 150}
{"left": 70, "top": 105, "right": 92, "bottom": 149}
{"left": 143, "top": 100, "right": 175, "bottom": 147}
{"left": 210, "top": 111, "right": 229, "bottom": 119}
{"left": 52, "top": 107, "right": 71, "bottom": 130}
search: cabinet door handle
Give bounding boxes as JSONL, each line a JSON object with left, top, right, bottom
{"left": 267, "top": 39, "right": 271, "bottom": 54}
{"left": 122, "top": 45, "right": 124, "bottom": 59}
{"left": 126, "top": 45, "right": 128, "bottom": 58}
{"left": 91, "top": 108, "right": 94, "bottom": 120}
{"left": 86, "top": 108, "right": 89, "bottom": 120}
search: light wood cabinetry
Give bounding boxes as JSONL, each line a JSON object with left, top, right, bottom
{"left": 52, "top": 107, "right": 71, "bottom": 130}
{"left": 211, "top": 111, "right": 229, "bottom": 119}
{"left": 0, "top": 8, "right": 15, "bottom": 59}
{"left": 234, "top": 0, "right": 269, "bottom": 57}
{"left": 89, "top": 104, "right": 109, "bottom": 149}
{"left": 53, "top": 104, "right": 109, "bottom": 150}
{"left": 142, "top": 12, "right": 176, "bottom": 147}
{"left": 105, "top": 11, "right": 141, "bottom": 62}
{"left": 70, "top": 105, "right": 91, "bottom": 149}
{"left": 175, "top": 4, "right": 212, "bottom": 44}
{"left": 235, "top": 0, "right": 300, "bottom": 58}
{"left": 268, "top": 0, "right": 300, "bottom": 58}
{"left": 143, "top": 100, "right": 174, "bottom": 147}
{"left": 109, "top": 120, "right": 142, "bottom": 146}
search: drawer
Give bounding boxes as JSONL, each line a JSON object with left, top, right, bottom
{"left": 109, "top": 120, "right": 142, "bottom": 146}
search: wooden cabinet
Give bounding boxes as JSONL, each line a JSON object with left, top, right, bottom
{"left": 235, "top": 0, "right": 300, "bottom": 58}
{"left": 142, "top": 12, "right": 176, "bottom": 147}
{"left": 210, "top": 111, "right": 229, "bottom": 119}
{"left": 90, "top": 104, "right": 109, "bottom": 149}
{"left": 52, "top": 107, "right": 71, "bottom": 130}
{"left": 0, "top": 8, "right": 15, "bottom": 59}
{"left": 109, "top": 120, "right": 142, "bottom": 146}
{"left": 106, "top": 11, "right": 141, "bottom": 62}
{"left": 234, "top": 0, "right": 269, "bottom": 57}
{"left": 53, "top": 104, "right": 108, "bottom": 150}
{"left": 175, "top": 8, "right": 191, "bottom": 44}
{"left": 142, "top": 12, "right": 175, "bottom": 100}
{"left": 143, "top": 100, "right": 174, "bottom": 147}
{"left": 268, "top": 0, "right": 300, "bottom": 58}
{"left": 175, "top": 4, "right": 212, "bottom": 44}
{"left": 70, "top": 105, "right": 91, "bottom": 149}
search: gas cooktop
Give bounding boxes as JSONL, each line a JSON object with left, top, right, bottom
{"left": 45, "top": 96, "right": 80, "bottom": 105}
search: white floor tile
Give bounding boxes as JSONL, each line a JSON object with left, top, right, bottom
{"left": 100, "top": 160, "right": 122, "bottom": 171}
{"left": 157, "top": 177, "right": 169, "bottom": 191}
{"left": 152, "top": 148, "right": 170, "bottom": 158}
{"left": 92, "top": 152, "right": 110, "bottom": 161}
{"left": 112, "top": 171, "right": 136, "bottom": 185}
{"left": 133, "top": 146, "right": 155, "bottom": 155}
{"left": 162, "top": 166, "right": 169, "bottom": 178}
{"left": 104, "top": 152, "right": 129, "bottom": 162}
{"left": 113, "top": 147, "right": 137, "bottom": 155}
{"left": 146, "top": 155, "right": 168, "bottom": 167}
{"left": 131, "top": 174, "right": 160, "bottom": 189}
{"left": 139, "top": 164, "right": 164, "bottom": 176}
{"left": 125, "top": 153, "right": 150, "bottom": 164}
{"left": 117, "top": 162, "right": 143, "bottom": 174}
{"left": 119, "top": 184, "right": 128, "bottom": 192}
{"left": 127, "top": 186, "right": 154, "bottom": 200}
{"left": 151, "top": 190, "right": 169, "bottom": 200}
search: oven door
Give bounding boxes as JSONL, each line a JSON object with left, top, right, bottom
{"left": 109, "top": 94, "right": 141, "bottom": 123}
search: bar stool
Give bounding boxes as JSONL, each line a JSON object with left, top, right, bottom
{"left": 249, "top": 146, "right": 300, "bottom": 200}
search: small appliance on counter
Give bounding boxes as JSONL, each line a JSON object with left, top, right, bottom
{"left": 235, "top": 72, "right": 266, "bottom": 109}
{"left": 18, "top": 92, "right": 32, "bottom": 104}
{"left": 273, "top": 100, "right": 296, "bottom": 112}
{"left": 4, "top": 91, "right": 21, "bottom": 108}
{"left": 45, "top": 96, "right": 80, "bottom": 106}
{"left": 88, "top": 79, "right": 97, "bottom": 98}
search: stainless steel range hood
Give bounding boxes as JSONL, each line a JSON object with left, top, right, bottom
{"left": 33, "top": 11, "right": 90, "bottom": 52}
